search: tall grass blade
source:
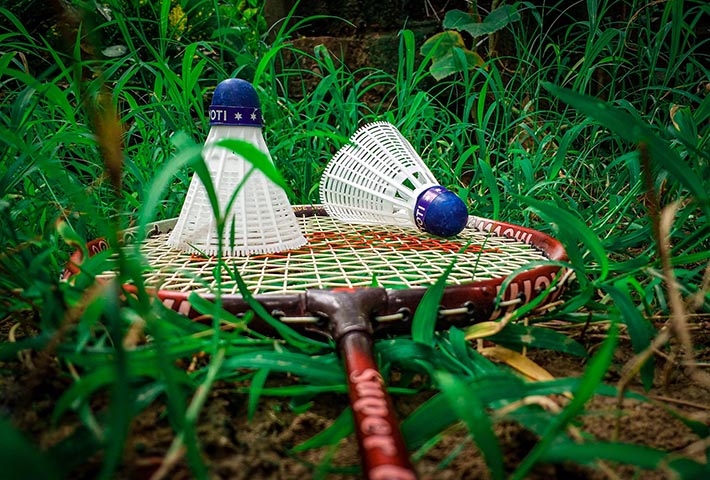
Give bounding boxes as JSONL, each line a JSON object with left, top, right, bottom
{"left": 542, "top": 82, "right": 709, "bottom": 204}
{"left": 602, "top": 281, "right": 656, "bottom": 391}
{"left": 248, "top": 368, "right": 269, "bottom": 421}
{"left": 487, "top": 323, "right": 588, "bottom": 357}
{"left": 523, "top": 196, "right": 609, "bottom": 283}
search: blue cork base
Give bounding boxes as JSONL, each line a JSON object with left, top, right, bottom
{"left": 210, "top": 78, "right": 263, "bottom": 126}
{"left": 414, "top": 186, "right": 468, "bottom": 237}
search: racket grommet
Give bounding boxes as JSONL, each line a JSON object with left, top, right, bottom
{"left": 271, "top": 309, "right": 285, "bottom": 319}
{"left": 397, "top": 308, "right": 411, "bottom": 323}
{"left": 463, "top": 301, "right": 476, "bottom": 317}
{"left": 315, "top": 315, "right": 329, "bottom": 330}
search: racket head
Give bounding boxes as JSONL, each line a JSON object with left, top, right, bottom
{"left": 64, "top": 205, "right": 567, "bottom": 339}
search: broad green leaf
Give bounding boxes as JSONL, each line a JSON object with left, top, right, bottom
{"left": 428, "top": 49, "right": 485, "bottom": 81}
{"left": 420, "top": 31, "right": 484, "bottom": 80}
{"left": 420, "top": 31, "right": 466, "bottom": 58}
{"left": 443, "top": 6, "right": 521, "bottom": 37}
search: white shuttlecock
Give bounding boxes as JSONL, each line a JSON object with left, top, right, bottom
{"left": 167, "top": 78, "right": 307, "bottom": 256}
{"left": 320, "top": 121, "right": 468, "bottom": 237}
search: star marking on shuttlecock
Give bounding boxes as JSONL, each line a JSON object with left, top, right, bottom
{"left": 250, "top": 112, "right": 257, "bottom": 121}
{"left": 234, "top": 112, "right": 242, "bottom": 121}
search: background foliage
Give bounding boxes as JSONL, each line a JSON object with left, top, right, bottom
{"left": 1, "top": 0, "right": 709, "bottom": 478}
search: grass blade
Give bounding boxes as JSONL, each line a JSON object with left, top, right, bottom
{"left": 523, "top": 196, "right": 609, "bottom": 283}
{"left": 541, "top": 441, "right": 710, "bottom": 477}
{"left": 487, "top": 323, "right": 588, "bottom": 357}
{"left": 216, "top": 138, "right": 290, "bottom": 192}
{"left": 0, "top": 418, "right": 61, "bottom": 480}
{"left": 411, "top": 258, "right": 456, "bottom": 345}
{"left": 542, "top": 82, "right": 708, "bottom": 203}
{"left": 511, "top": 321, "right": 620, "bottom": 479}
{"left": 292, "top": 407, "right": 354, "bottom": 452}
{"left": 434, "top": 370, "right": 505, "bottom": 480}
{"left": 247, "top": 368, "right": 269, "bottom": 421}
{"left": 602, "top": 281, "right": 656, "bottom": 390}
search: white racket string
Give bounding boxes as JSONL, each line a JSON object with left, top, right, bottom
{"left": 100, "top": 215, "right": 555, "bottom": 314}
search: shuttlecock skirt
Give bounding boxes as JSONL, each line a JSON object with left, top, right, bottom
{"left": 167, "top": 126, "right": 307, "bottom": 256}
{"left": 320, "top": 122, "right": 440, "bottom": 226}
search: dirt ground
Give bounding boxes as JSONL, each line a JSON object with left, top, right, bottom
{"left": 2, "top": 320, "right": 709, "bottom": 479}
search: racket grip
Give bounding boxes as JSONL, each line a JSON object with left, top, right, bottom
{"left": 340, "top": 331, "right": 417, "bottom": 480}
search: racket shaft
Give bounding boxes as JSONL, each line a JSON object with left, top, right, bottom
{"left": 340, "top": 331, "right": 417, "bottom": 480}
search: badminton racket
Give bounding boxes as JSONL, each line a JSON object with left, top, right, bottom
{"left": 64, "top": 205, "right": 567, "bottom": 480}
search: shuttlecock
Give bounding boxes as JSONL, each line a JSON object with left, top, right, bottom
{"left": 167, "top": 78, "right": 307, "bottom": 256}
{"left": 320, "top": 121, "right": 468, "bottom": 237}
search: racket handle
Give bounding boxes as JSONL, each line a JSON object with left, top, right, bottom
{"left": 340, "top": 331, "right": 417, "bottom": 480}
{"left": 307, "top": 288, "right": 417, "bottom": 479}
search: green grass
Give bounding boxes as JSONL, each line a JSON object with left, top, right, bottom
{"left": 1, "top": 0, "right": 710, "bottom": 478}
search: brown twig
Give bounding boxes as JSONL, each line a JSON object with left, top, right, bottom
{"left": 646, "top": 393, "right": 710, "bottom": 411}
{"left": 615, "top": 142, "right": 710, "bottom": 439}
{"left": 9, "top": 322, "right": 35, "bottom": 370}
{"left": 637, "top": 141, "right": 710, "bottom": 384}
{"left": 688, "top": 261, "right": 710, "bottom": 312}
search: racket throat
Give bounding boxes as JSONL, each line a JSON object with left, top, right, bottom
{"left": 306, "top": 288, "right": 386, "bottom": 341}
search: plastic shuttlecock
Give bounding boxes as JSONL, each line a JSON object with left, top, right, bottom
{"left": 167, "top": 78, "right": 307, "bottom": 256}
{"left": 320, "top": 121, "right": 468, "bottom": 237}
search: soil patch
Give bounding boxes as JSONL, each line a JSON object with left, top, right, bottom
{"left": 2, "top": 320, "right": 709, "bottom": 479}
